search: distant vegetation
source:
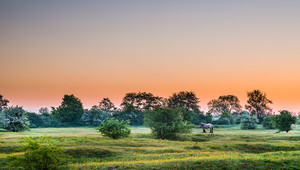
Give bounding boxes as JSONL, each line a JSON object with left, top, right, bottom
{"left": 0, "top": 90, "right": 299, "bottom": 132}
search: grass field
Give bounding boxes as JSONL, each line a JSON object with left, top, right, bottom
{"left": 1, "top": 125, "right": 300, "bottom": 169}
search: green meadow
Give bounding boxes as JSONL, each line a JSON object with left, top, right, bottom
{"left": 1, "top": 125, "right": 300, "bottom": 169}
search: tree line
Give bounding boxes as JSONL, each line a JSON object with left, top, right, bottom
{"left": 0, "top": 90, "right": 298, "bottom": 132}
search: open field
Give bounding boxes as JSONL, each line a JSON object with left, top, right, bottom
{"left": 1, "top": 125, "right": 300, "bottom": 169}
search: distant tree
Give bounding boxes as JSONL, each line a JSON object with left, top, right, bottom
{"left": 271, "top": 110, "right": 297, "bottom": 133}
{"left": 245, "top": 90, "right": 273, "bottom": 123}
{"left": 121, "top": 92, "right": 164, "bottom": 111}
{"left": 207, "top": 95, "right": 242, "bottom": 116}
{"left": 113, "top": 104, "right": 143, "bottom": 125}
{"left": 27, "top": 112, "right": 43, "bottom": 128}
{"left": 144, "top": 107, "right": 193, "bottom": 139}
{"left": 39, "top": 107, "right": 57, "bottom": 127}
{"left": 0, "top": 94, "right": 9, "bottom": 112}
{"left": 0, "top": 106, "right": 29, "bottom": 132}
{"left": 98, "top": 98, "right": 117, "bottom": 113}
{"left": 262, "top": 116, "right": 275, "bottom": 129}
{"left": 51, "top": 94, "right": 84, "bottom": 126}
{"left": 168, "top": 91, "right": 200, "bottom": 121}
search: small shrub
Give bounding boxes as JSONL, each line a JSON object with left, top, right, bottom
{"left": 0, "top": 106, "right": 29, "bottom": 132}
{"left": 241, "top": 114, "right": 258, "bottom": 129}
{"left": 263, "top": 116, "right": 275, "bottom": 129}
{"left": 9, "top": 137, "right": 68, "bottom": 169}
{"left": 144, "top": 108, "right": 194, "bottom": 139}
{"left": 271, "top": 110, "right": 297, "bottom": 133}
{"left": 97, "top": 118, "right": 131, "bottom": 139}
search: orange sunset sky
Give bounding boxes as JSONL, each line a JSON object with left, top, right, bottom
{"left": 1, "top": 1, "right": 300, "bottom": 113}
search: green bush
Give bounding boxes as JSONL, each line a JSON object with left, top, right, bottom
{"left": 213, "top": 118, "right": 231, "bottom": 125}
{"left": 0, "top": 106, "right": 29, "bottom": 132}
{"left": 241, "top": 113, "right": 258, "bottom": 129}
{"left": 263, "top": 116, "right": 275, "bottom": 129}
{"left": 144, "top": 108, "right": 194, "bottom": 139}
{"left": 271, "top": 110, "right": 297, "bottom": 133}
{"left": 97, "top": 118, "right": 131, "bottom": 139}
{"left": 9, "top": 137, "right": 68, "bottom": 169}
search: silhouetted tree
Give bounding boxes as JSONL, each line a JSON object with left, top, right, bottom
{"left": 121, "top": 92, "right": 164, "bottom": 111}
{"left": 168, "top": 91, "right": 200, "bottom": 121}
{"left": 51, "top": 94, "right": 84, "bottom": 126}
{"left": 207, "top": 95, "right": 242, "bottom": 116}
{"left": 245, "top": 89, "right": 273, "bottom": 123}
{"left": 0, "top": 94, "right": 9, "bottom": 112}
{"left": 98, "top": 97, "right": 117, "bottom": 113}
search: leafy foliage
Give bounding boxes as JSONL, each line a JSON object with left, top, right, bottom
{"left": 241, "top": 113, "right": 258, "bottom": 129}
{"left": 208, "top": 95, "right": 242, "bottom": 116}
{"left": 245, "top": 89, "right": 273, "bottom": 123}
{"left": 271, "top": 110, "right": 297, "bottom": 133}
{"left": 263, "top": 116, "right": 275, "bottom": 129}
{"left": 213, "top": 117, "right": 231, "bottom": 125}
{"left": 9, "top": 137, "right": 68, "bottom": 169}
{"left": 168, "top": 91, "right": 200, "bottom": 121}
{"left": 51, "top": 94, "right": 84, "bottom": 126}
{"left": 113, "top": 104, "right": 144, "bottom": 125}
{"left": 27, "top": 112, "right": 44, "bottom": 128}
{"left": 0, "top": 106, "right": 29, "bottom": 132}
{"left": 97, "top": 118, "right": 131, "bottom": 139}
{"left": 144, "top": 108, "right": 194, "bottom": 139}
{"left": 121, "top": 92, "right": 164, "bottom": 111}
{"left": 0, "top": 94, "right": 9, "bottom": 112}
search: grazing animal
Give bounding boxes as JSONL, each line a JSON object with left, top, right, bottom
{"left": 199, "top": 123, "right": 213, "bottom": 133}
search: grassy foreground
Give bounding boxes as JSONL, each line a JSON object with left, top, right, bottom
{"left": 1, "top": 125, "right": 300, "bottom": 169}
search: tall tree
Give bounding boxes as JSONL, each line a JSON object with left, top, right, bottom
{"left": 168, "top": 91, "right": 200, "bottom": 112}
{"left": 98, "top": 98, "right": 117, "bottom": 113}
{"left": 0, "top": 94, "right": 9, "bottom": 112}
{"left": 51, "top": 94, "right": 84, "bottom": 126}
{"left": 207, "top": 95, "right": 242, "bottom": 115}
{"left": 245, "top": 89, "right": 273, "bottom": 123}
{"left": 121, "top": 92, "right": 164, "bottom": 111}
{"left": 168, "top": 91, "right": 200, "bottom": 121}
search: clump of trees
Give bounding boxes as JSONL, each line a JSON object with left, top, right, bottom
{"left": 271, "top": 110, "right": 297, "bottom": 133}
{"left": 97, "top": 118, "right": 131, "bottom": 139}
{"left": 0, "top": 106, "right": 29, "bottom": 132}
{"left": 144, "top": 107, "right": 194, "bottom": 139}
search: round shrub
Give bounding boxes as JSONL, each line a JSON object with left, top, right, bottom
{"left": 241, "top": 114, "right": 258, "bottom": 129}
{"left": 97, "top": 118, "right": 131, "bottom": 139}
{"left": 144, "top": 108, "right": 194, "bottom": 140}
{"left": 271, "top": 110, "right": 296, "bottom": 133}
{"left": 0, "top": 106, "right": 29, "bottom": 132}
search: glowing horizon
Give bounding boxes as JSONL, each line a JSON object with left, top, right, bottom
{"left": 1, "top": 1, "right": 300, "bottom": 113}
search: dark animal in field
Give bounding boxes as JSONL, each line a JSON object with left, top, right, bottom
{"left": 199, "top": 123, "right": 213, "bottom": 133}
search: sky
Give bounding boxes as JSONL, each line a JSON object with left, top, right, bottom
{"left": 1, "top": 0, "right": 300, "bottom": 113}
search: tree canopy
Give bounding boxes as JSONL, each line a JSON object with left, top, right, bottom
{"left": 245, "top": 89, "right": 273, "bottom": 123}
{"left": 0, "top": 94, "right": 9, "bottom": 112}
{"left": 207, "top": 95, "right": 242, "bottom": 115}
{"left": 121, "top": 92, "right": 164, "bottom": 111}
{"left": 51, "top": 94, "right": 84, "bottom": 126}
